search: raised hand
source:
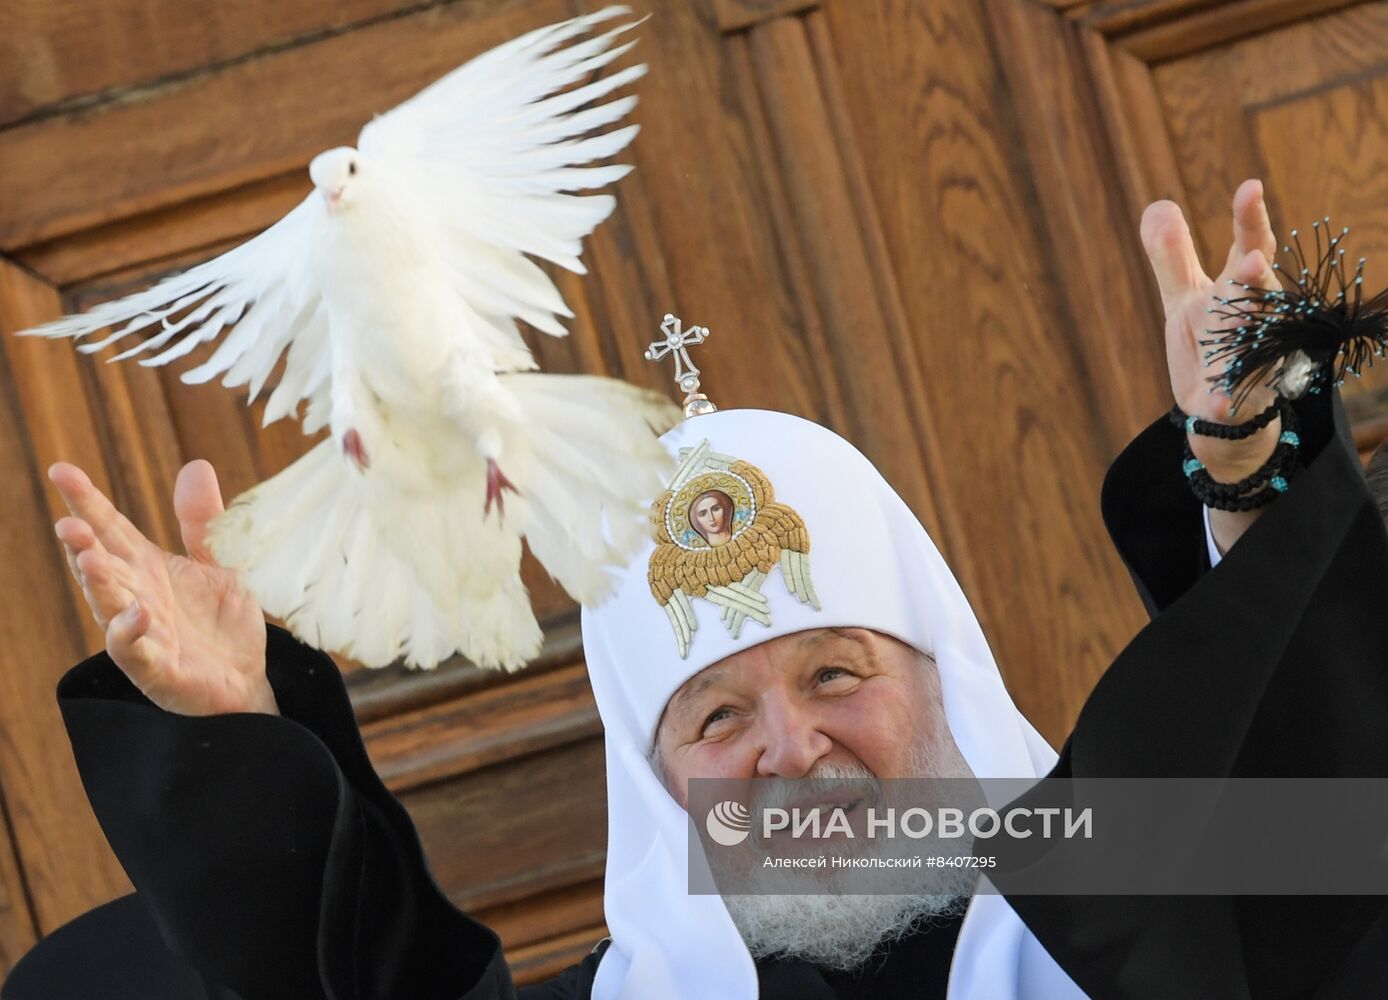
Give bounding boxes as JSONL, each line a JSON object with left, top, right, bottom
{"left": 50, "top": 460, "right": 277, "bottom": 716}
{"left": 1141, "top": 178, "right": 1284, "bottom": 483}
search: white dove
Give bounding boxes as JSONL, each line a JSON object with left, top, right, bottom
{"left": 20, "top": 6, "right": 678, "bottom": 670}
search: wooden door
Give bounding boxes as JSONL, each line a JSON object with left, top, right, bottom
{"left": 1, "top": 0, "right": 1384, "bottom": 983}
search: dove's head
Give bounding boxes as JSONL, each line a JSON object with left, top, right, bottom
{"left": 310, "top": 147, "right": 364, "bottom": 215}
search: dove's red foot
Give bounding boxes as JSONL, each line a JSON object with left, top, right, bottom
{"left": 343, "top": 429, "right": 370, "bottom": 471}
{"left": 484, "top": 458, "right": 520, "bottom": 521}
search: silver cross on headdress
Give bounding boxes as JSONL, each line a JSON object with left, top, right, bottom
{"left": 645, "top": 313, "right": 717, "bottom": 418}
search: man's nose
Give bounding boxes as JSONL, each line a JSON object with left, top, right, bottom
{"left": 754, "top": 699, "right": 832, "bottom": 778}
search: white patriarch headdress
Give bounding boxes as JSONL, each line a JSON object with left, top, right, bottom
{"left": 580, "top": 314, "right": 1086, "bottom": 1000}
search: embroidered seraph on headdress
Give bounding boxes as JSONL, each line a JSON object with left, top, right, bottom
{"left": 647, "top": 439, "right": 819, "bottom": 656}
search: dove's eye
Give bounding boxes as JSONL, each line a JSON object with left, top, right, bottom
{"left": 348, "top": 162, "right": 357, "bottom": 176}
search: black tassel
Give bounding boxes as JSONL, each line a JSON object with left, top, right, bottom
{"left": 1200, "top": 217, "right": 1388, "bottom": 411}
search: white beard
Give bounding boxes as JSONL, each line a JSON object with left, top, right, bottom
{"left": 722, "top": 738, "right": 978, "bottom": 971}
{"left": 722, "top": 888, "right": 969, "bottom": 971}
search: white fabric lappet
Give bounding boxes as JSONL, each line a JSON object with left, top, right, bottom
{"left": 580, "top": 409, "right": 1089, "bottom": 999}
{"left": 19, "top": 7, "right": 676, "bottom": 670}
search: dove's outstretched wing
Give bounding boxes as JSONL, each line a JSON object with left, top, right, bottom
{"left": 18, "top": 198, "right": 332, "bottom": 428}
{"left": 357, "top": 4, "right": 645, "bottom": 337}
{"left": 17, "top": 6, "right": 643, "bottom": 428}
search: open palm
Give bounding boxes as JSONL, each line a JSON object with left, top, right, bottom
{"left": 50, "top": 460, "right": 276, "bottom": 716}
{"left": 1140, "top": 178, "right": 1285, "bottom": 478}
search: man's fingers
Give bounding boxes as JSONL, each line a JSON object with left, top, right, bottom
{"left": 74, "top": 546, "right": 136, "bottom": 628}
{"left": 1235, "top": 247, "right": 1278, "bottom": 292}
{"left": 1225, "top": 178, "right": 1278, "bottom": 273}
{"left": 58, "top": 540, "right": 82, "bottom": 586}
{"left": 1214, "top": 248, "right": 1280, "bottom": 312}
{"left": 174, "top": 460, "right": 225, "bottom": 564}
{"left": 107, "top": 599, "right": 157, "bottom": 681}
{"left": 54, "top": 516, "right": 101, "bottom": 583}
{"left": 53, "top": 511, "right": 99, "bottom": 566}
{"left": 54, "top": 516, "right": 97, "bottom": 550}
{"left": 48, "top": 463, "right": 141, "bottom": 558}
{"left": 1206, "top": 249, "right": 1281, "bottom": 419}
{"left": 1141, "top": 200, "right": 1208, "bottom": 310}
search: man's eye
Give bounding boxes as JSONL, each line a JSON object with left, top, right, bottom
{"left": 701, "top": 707, "right": 732, "bottom": 734}
{"left": 817, "top": 666, "right": 849, "bottom": 683}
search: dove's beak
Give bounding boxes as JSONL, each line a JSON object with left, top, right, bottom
{"left": 322, "top": 187, "right": 344, "bottom": 213}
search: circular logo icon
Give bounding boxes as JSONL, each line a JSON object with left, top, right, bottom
{"left": 705, "top": 800, "right": 752, "bottom": 846}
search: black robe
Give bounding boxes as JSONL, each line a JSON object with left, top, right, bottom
{"left": 4, "top": 388, "right": 1386, "bottom": 1000}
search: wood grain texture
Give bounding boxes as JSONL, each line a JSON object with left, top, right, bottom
{"left": 1080, "top": 0, "right": 1292, "bottom": 35}
{"left": 0, "top": 269, "right": 113, "bottom": 657}
{"left": 364, "top": 662, "right": 601, "bottom": 792}
{"left": 1077, "top": 26, "right": 1187, "bottom": 223}
{"left": 817, "top": 0, "right": 1147, "bottom": 744}
{"left": 1066, "top": 0, "right": 1388, "bottom": 476}
{"left": 366, "top": 674, "right": 607, "bottom": 984}
{"left": 15, "top": 172, "right": 313, "bottom": 288}
{"left": 1085, "top": 0, "right": 1361, "bottom": 58}
{"left": 1129, "top": 0, "right": 1363, "bottom": 61}
{"left": 711, "top": 0, "right": 820, "bottom": 32}
{"left": 0, "top": 788, "right": 38, "bottom": 980}
{"left": 1152, "top": 4, "right": 1388, "bottom": 414}
{"left": 1074, "top": 0, "right": 1371, "bottom": 256}
{"left": 983, "top": 0, "right": 1169, "bottom": 448}
{"left": 399, "top": 736, "right": 607, "bottom": 913}
{"left": 1250, "top": 76, "right": 1388, "bottom": 409}
{"left": 0, "top": 0, "right": 430, "bottom": 126}
{"left": 574, "top": 0, "right": 842, "bottom": 418}
{"left": 0, "top": 259, "right": 133, "bottom": 932}
{"left": 0, "top": 0, "right": 577, "bottom": 249}
{"left": 479, "top": 877, "right": 603, "bottom": 954}
{"left": 507, "top": 923, "right": 607, "bottom": 985}
{"left": 476, "top": 874, "right": 606, "bottom": 984}
{"left": 347, "top": 618, "right": 583, "bottom": 723}
{"left": 1252, "top": 77, "right": 1388, "bottom": 276}
{"left": 739, "top": 15, "right": 956, "bottom": 556}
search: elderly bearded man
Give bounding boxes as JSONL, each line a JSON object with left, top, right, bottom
{"left": 5, "top": 178, "right": 1388, "bottom": 1000}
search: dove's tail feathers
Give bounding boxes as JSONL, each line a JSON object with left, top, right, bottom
{"left": 502, "top": 372, "right": 679, "bottom": 604}
{"left": 204, "top": 373, "right": 676, "bottom": 671}
{"left": 208, "top": 440, "right": 542, "bottom": 670}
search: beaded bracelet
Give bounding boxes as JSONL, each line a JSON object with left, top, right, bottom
{"left": 1195, "top": 473, "right": 1295, "bottom": 512}
{"left": 1168, "top": 396, "right": 1286, "bottom": 440}
{"left": 1182, "top": 402, "right": 1298, "bottom": 497}
{"left": 1182, "top": 405, "right": 1301, "bottom": 511}
{"left": 1183, "top": 436, "right": 1298, "bottom": 501}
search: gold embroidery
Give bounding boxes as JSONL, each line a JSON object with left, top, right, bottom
{"left": 648, "top": 442, "right": 819, "bottom": 656}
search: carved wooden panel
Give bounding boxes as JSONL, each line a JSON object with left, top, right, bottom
{"left": 1072, "top": 0, "right": 1388, "bottom": 445}
{"left": 713, "top": 0, "right": 821, "bottom": 31}
{"left": 367, "top": 674, "right": 608, "bottom": 975}
{"left": 0, "top": 260, "right": 133, "bottom": 935}
{"left": 0, "top": 0, "right": 427, "bottom": 126}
